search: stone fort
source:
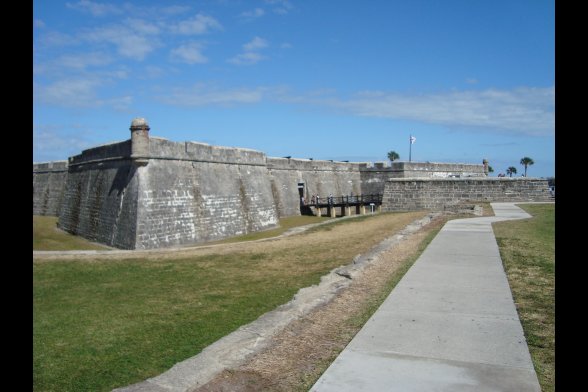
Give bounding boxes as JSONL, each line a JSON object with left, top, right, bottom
{"left": 33, "top": 118, "right": 550, "bottom": 249}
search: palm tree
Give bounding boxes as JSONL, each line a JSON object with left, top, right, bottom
{"left": 488, "top": 166, "right": 494, "bottom": 174}
{"left": 387, "top": 151, "right": 400, "bottom": 162}
{"left": 520, "top": 157, "right": 534, "bottom": 177}
{"left": 506, "top": 166, "right": 517, "bottom": 177}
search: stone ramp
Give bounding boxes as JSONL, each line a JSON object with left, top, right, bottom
{"left": 311, "top": 203, "right": 541, "bottom": 391}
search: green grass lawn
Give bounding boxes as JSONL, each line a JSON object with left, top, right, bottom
{"left": 34, "top": 255, "right": 311, "bottom": 391}
{"left": 33, "top": 211, "right": 425, "bottom": 392}
{"left": 33, "top": 216, "right": 110, "bottom": 251}
{"left": 493, "top": 203, "right": 555, "bottom": 391}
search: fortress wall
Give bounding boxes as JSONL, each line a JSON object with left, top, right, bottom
{"left": 382, "top": 178, "right": 551, "bottom": 211}
{"left": 33, "top": 118, "right": 502, "bottom": 250}
{"left": 267, "top": 158, "right": 362, "bottom": 217}
{"left": 68, "top": 140, "right": 131, "bottom": 164}
{"left": 57, "top": 140, "right": 138, "bottom": 249}
{"left": 359, "top": 162, "right": 394, "bottom": 196}
{"left": 55, "top": 138, "right": 278, "bottom": 249}
{"left": 33, "top": 161, "right": 68, "bottom": 216}
{"left": 58, "top": 158, "right": 139, "bottom": 249}
{"left": 134, "top": 140, "right": 279, "bottom": 249}
{"left": 388, "top": 162, "right": 486, "bottom": 178}
{"left": 357, "top": 162, "right": 486, "bottom": 196}
{"left": 148, "top": 138, "right": 267, "bottom": 165}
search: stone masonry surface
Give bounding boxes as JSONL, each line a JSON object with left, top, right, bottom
{"left": 387, "top": 161, "right": 486, "bottom": 178}
{"left": 136, "top": 158, "right": 278, "bottom": 249}
{"left": 33, "top": 161, "right": 68, "bottom": 216}
{"left": 58, "top": 158, "right": 139, "bottom": 249}
{"left": 382, "top": 178, "right": 551, "bottom": 211}
{"left": 267, "top": 158, "right": 362, "bottom": 217}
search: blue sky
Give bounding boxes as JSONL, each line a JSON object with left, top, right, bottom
{"left": 33, "top": 0, "right": 554, "bottom": 177}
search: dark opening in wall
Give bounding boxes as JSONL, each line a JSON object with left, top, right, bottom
{"left": 298, "top": 182, "right": 312, "bottom": 215}
{"left": 298, "top": 183, "right": 305, "bottom": 199}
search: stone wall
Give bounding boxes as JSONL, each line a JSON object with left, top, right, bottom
{"left": 339, "top": 161, "right": 488, "bottom": 199}
{"left": 58, "top": 156, "right": 139, "bottom": 249}
{"left": 382, "top": 178, "right": 551, "bottom": 211}
{"left": 57, "top": 141, "right": 139, "bottom": 249}
{"left": 56, "top": 138, "right": 279, "bottom": 249}
{"left": 33, "top": 161, "right": 68, "bottom": 216}
{"left": 267, "top": 158, "right": 362, "bottom": 217}
{"left": 135, "top": 139, "right": 279, "bottom": 249}
{"left": 388, "top": 162, "right": 486, "bottom": 178}
{"left": 359, "top": 162, "right": 393, "bottom": 196}
{"left": 34, "top": 119, "right": 497, "bottom": 249}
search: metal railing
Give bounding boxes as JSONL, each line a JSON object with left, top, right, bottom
{"left": 306, "top": 194, "right": 383, "bottom": 206}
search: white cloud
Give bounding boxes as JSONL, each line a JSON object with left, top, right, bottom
{"left": 37, "top": 31, "right": 78, "bottom": 47}
{"left": 156, "top": 83, "right": 554, "bottom": 137}
{"left": 34, "top": 19, "right": 45, "bottom": 28}
{"left": 56, "top": 52, "right": 114, "bottom": 69}
{"left": 170, "top": 42, "right": 208, "bottom": 64}
{"left": 83, "top": 25, "right": 159, "bottom": 60}
{"left": 125, "top": 18, "right": 161, "bottom": 35}
{"left": 34, "top": 55, "right": 126, "bottom": 80}
{"left": 170, "top": 13, "right": 222, "bottom": 35}
{"left": 35, "top": 78, "right": 101, "bottom": 107}
{"left": 161, "top": 5, "right": 192, "bottom": 16}
{"left": 280, "top": 42, "right": 293, "bottom": 49}
{"left": 160, "top": 84, "right": 264, "bottom": 106}
{"left": 228, "top": 52, "right": 266, "bottom": 65}
{"left": 264, "top": 0, "right": 293, "bottom": 14}
{"left": 243, "top": 36, "right": 268, "bottom": 51}
{"left": 107, "top": 95, "right": 133, "bottom": 112}
{"left": 329, "top": 87, "right": 555, "bottom": 136}
{"left": 115, "top": 3, "right": 190, "bottom": 19}
{"left": 103, "top": 68, "right": 129, "bottom": 79}
{"left": 240, "top": 8, "right": 265, "bottom": 18}
{"left": 33, "top": 124, "right": 94, "bottom": 161}
{"left": 229, "top": 36, "right": 269, "bottom": 65}
{"left": 307, "top": 88, "right": 338, "bottom": 97}
{"left": 34, "top": 78, "right": 132, "bottom": 110}
{"left": 141, "top": 66, "right": 165, "bottom": 79}
{"left": 66, "top": 0, "right": 122, "bottom": 17}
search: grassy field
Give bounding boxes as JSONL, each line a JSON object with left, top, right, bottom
{"left": 33, "top": 216, "right": 110, "bottom": 251}
{"left": 33, "top": 211, "right": 426, "bottom": 391}
{"left": 493, "top": 203, "right": 555, "bottom": 391}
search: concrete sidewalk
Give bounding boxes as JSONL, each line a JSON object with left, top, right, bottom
{"left": 311, "top": 203, "right": 542, "bottom": 391}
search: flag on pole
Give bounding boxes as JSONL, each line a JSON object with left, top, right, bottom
{"left": 410, "top": 136, "right": 416, "bottom": 144}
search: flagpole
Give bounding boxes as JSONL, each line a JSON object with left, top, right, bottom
{"left": 409, "top": 134, "right": 412, "bottom": 162}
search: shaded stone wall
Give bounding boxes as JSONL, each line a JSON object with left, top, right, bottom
{"left": 135, "top": 139, "right": 279, "bottom": 249}
{"left": 267, "top": 158, "right": 362, "bottom": 217}
{"left": 359, "top": 162, "right": 393, "bottom": 196}
{"left": 57, "top": 141, "right": 139, "bottom": 249}
{"left": 382, "top": 178, "right": 551, "bottom": 211}
{"left": 33, "top": 161, "right": 68, "bottom": 216}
